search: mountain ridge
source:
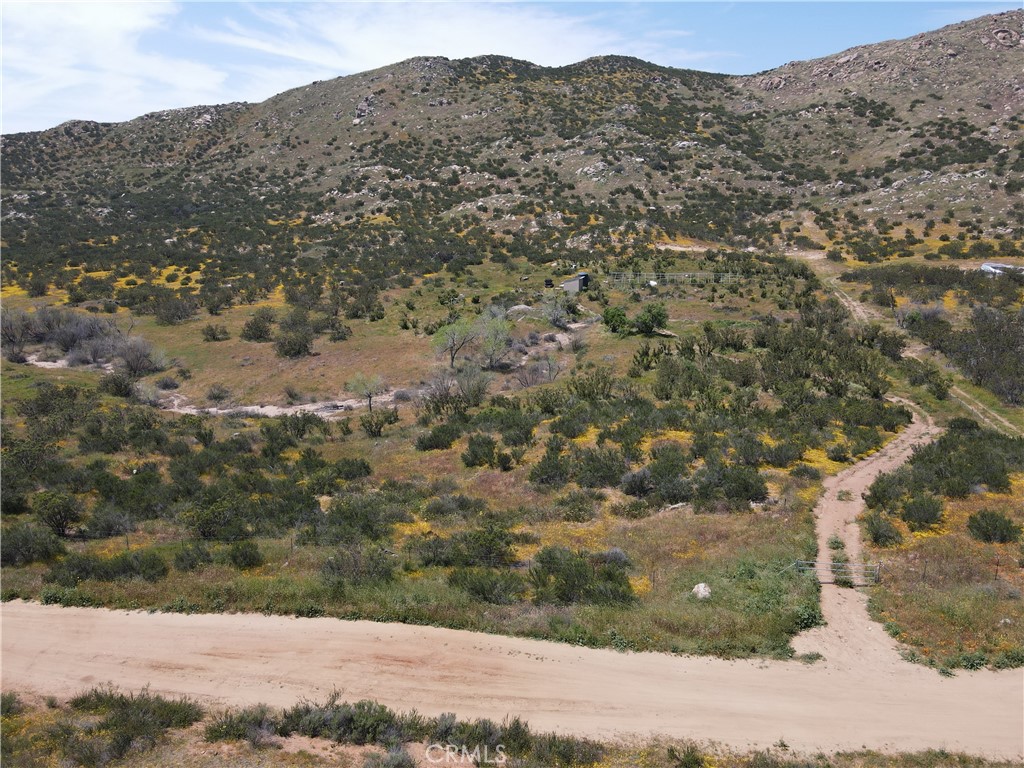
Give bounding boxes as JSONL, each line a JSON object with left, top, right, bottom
{"left": 1, "top": 10, "right": 1021, "bottom": 290}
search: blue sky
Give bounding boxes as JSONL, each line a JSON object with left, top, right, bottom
{"left": 1, "top": 2, "right": 1018, "bottom": 134}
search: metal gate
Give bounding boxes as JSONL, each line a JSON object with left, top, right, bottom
{"left": 793, "top": 559, "right": 881, "bottom": 585}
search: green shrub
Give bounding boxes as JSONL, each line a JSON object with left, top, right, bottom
{"left": 668, "top": 743, "right": 708, "bottom": 768}
{"left": 528, "top": 546, "right": 634, "bottom": 605}
{"left": 462, "top": 433, "right": 498, "bottom": 468}
{"left": 227, "top": 541, "right": 264, "bottom": 570}
{"left": 240, "top": 313, "right": 273, "bottom": 342}
{"left": 1, "top": 692, "right": 24, "bottom": 717}
{"left": 205, "top": 704, "right": 277, "bottom": 747}
{"left": 790, "top": 464, "right": 821, "bottom": 480}
{"left": 416, "top": 422, "right": 462, "bottom": 451}
{"left": 900, "top": 494, "right": 943, "bottom": 530}
{"left": 360, "top": 408, "right": 399, "bottom": 438}
{"left": 608, "top": 499, "right": 654, "bottom": 519}
{"left": 967, "top": 509, "right": 1022, "bottom": 543}
{"left": 364, "top": 748, "right": 416, "bottom": 768}
{"left": 571, "top": 446, "right": 627, "bottom": 488}
{"left": 45, "top": 550, "right": 169, "bottom": 586}
{"left": 33, "top": 490, "right": 82, "bottom": 537}
{"left": 58, "top": 686, "right": 203, "bottom": 765}
{"left": 529, "top": 733, "right": 603, "bottom": 766}
{"left": 173, "top": 544, "right": 212, "bottom": 573}
{"left": 448, "top": 568, "right": 526, "bottom": 604}
{"left": 321, "top": 545, "right": 394, "bottom": 590}
{"left": 557, "top": 490, "right": 601, "bottom": 522}
{"left": 864, "top": 511, "right": 903, "bottom": 547}
{"left": 422, "top": 494, "right": 487, "bottom": 520}
{"left": 1, "top": 522, "right": 65, "bottom": 566}
{"left": 336, "top": 457, "right": 372, "bottom": 480}
{"left": 201, "top": 324, "right": 229, "bottom": 342}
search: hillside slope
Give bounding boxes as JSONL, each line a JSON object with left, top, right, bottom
{"left": 1, "top": 11, "right": 1021, "bottom": 288}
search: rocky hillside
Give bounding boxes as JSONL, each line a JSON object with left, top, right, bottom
{"left": 1, "top": 10, "right": 1021, "bottom": 287}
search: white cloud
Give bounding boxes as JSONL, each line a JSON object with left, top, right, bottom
{"left": 1, "top": 1, "right": 728, "bottom": 133}
{"left": 1, "top": 1, "right": 226, "bottom": 133}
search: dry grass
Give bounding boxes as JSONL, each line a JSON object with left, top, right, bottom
{"left": 865, "top": 474, "right": 1024, "bottom": 667}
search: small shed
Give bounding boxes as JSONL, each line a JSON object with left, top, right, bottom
{"left": 560, "top": 272, "right": 590, "bottom": 294}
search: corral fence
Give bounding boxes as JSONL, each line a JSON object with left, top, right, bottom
{"left": 605, "top": 271, "right": 741, "bottom": 287}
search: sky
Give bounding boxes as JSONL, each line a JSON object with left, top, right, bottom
{"left": 1, "top": 1, "right": 1018, "bottom": 134}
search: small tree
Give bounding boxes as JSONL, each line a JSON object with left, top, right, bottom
{"left": 633, "top": 303, "right": 668, "bottom": 335}
{"left": 478, "top": 316, "right": 513, "bottom": 370}
{"left": 432, "top": 318, "right": 479, "bottom": 368}
{"left": 601, "top": 306, "right": 630, "bottom": 335}
{"left": 347, "top": 373, "right": 387, "bottom": 412}
{"left": 33, "top": 491, "right": 81, "bottom": 537}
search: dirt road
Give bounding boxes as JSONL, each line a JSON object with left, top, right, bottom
{"left": 3, "top": 601, "right": 1022, "bottom": 758}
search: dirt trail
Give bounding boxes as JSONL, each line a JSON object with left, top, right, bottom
{"left": 823, "top": 272, "right": 1022, "bottom": 438}
{"left": 2, "top": 600, "right": 1021, "bottom": 758}
{"left": 793, "top": 401, "right": 939, "bottom": 663}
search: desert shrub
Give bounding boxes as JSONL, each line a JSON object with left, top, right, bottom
{"left": 448, "top": 568, "right": 526, "bottom": 604}
{"left": 967, "top": 509, "right": 1022, "bottom": 543}
{"left": 201, "top": 323, "right": 230, "bottom": 342}
{"left": 790, "top": 464, "right": 821, "bottom": 480}
{"left": 57, "top": 687, "right": 202, "bottom": 764}
{"left": 1, "top": 691, "right": 24, "bottom": 717}
{"left": 422, "top": 494, "right": 487, "bottom": 520}
{"left": 240, "top": 311, "right": 274, "bottom": 342}
{"left": 416, "top": 422, "right": 463, "bottom": 451}
{"left": 206, "top": 384, "right": 231, "bottom": 403}
{"left": 608, "top": 499, "right": 654, "bottom": 519}
{"left": 336, "top": 457, "right": 372, "bottom": 480}
{"left": 174, "top": 542, "right": 213, "bottom": 572}
{"left": 529, "top": 436, "right": 572, "bottom": 487}
{"left": 275, "top": 330, "right": 314, "bottom": 358}
{"left": 528, "top": 546, "right": 634, "bottom": 605}
{"left": 668, "top": 743, "right": 708, "bottom": 768}
{"left": 900, "top": 494, "right": 943, "bottom": 530}
{"left": 529, "top": 733, "right": 604, "bottom": 766}
{"left": 621, "top": 467, "right": 654, "bottom": 497}
{"left": 44, "top": 550, "right": 168, "bottom": 586}
{"left": 321, "top": 545, "right": 395, "bottom": 591}
{"left": 549, "top": 404, "right": 592, "bottom": 439}
{"left": 0, "top": 522, "right": 66, "bottom": 566}
{"left": 98, "top": 370, "right": 135, "bottom": 397}
{"left": 571, "top": 446, "right": 627, "bottom": 488}
{"left": 454, "top": 522, "right": 518, "bottom": 567}
{"left": 364, "top": 748, "right": 416, "bottom": 768}
{"left": 226, "top": 540, "right": 265, "bottom": 570}
{"left": 84, "top": 505, "right": 136, "bottom": 539}
{"left": 360, "top": 408, "right": 399, "bottom": 438}
{"left": 461, "top": 433, "right": 498, "bottom": 468}
{"left": 826, "top": 444, "right": 850, "bottom": 462}
{"left": 155, "top": 375, "right": 179, "bottom": 390}
{"left": 205, "top": 704, "right": 277, "bottom": 747}
{"left": 557, "top": 490, "right": 602, "bottom": 522}
{"left": 692, "top": 464, "right": 768, "bottom": 509}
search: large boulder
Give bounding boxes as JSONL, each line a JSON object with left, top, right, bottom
{"left": 692, "top": 582, "right": 712, "bottom": 600}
